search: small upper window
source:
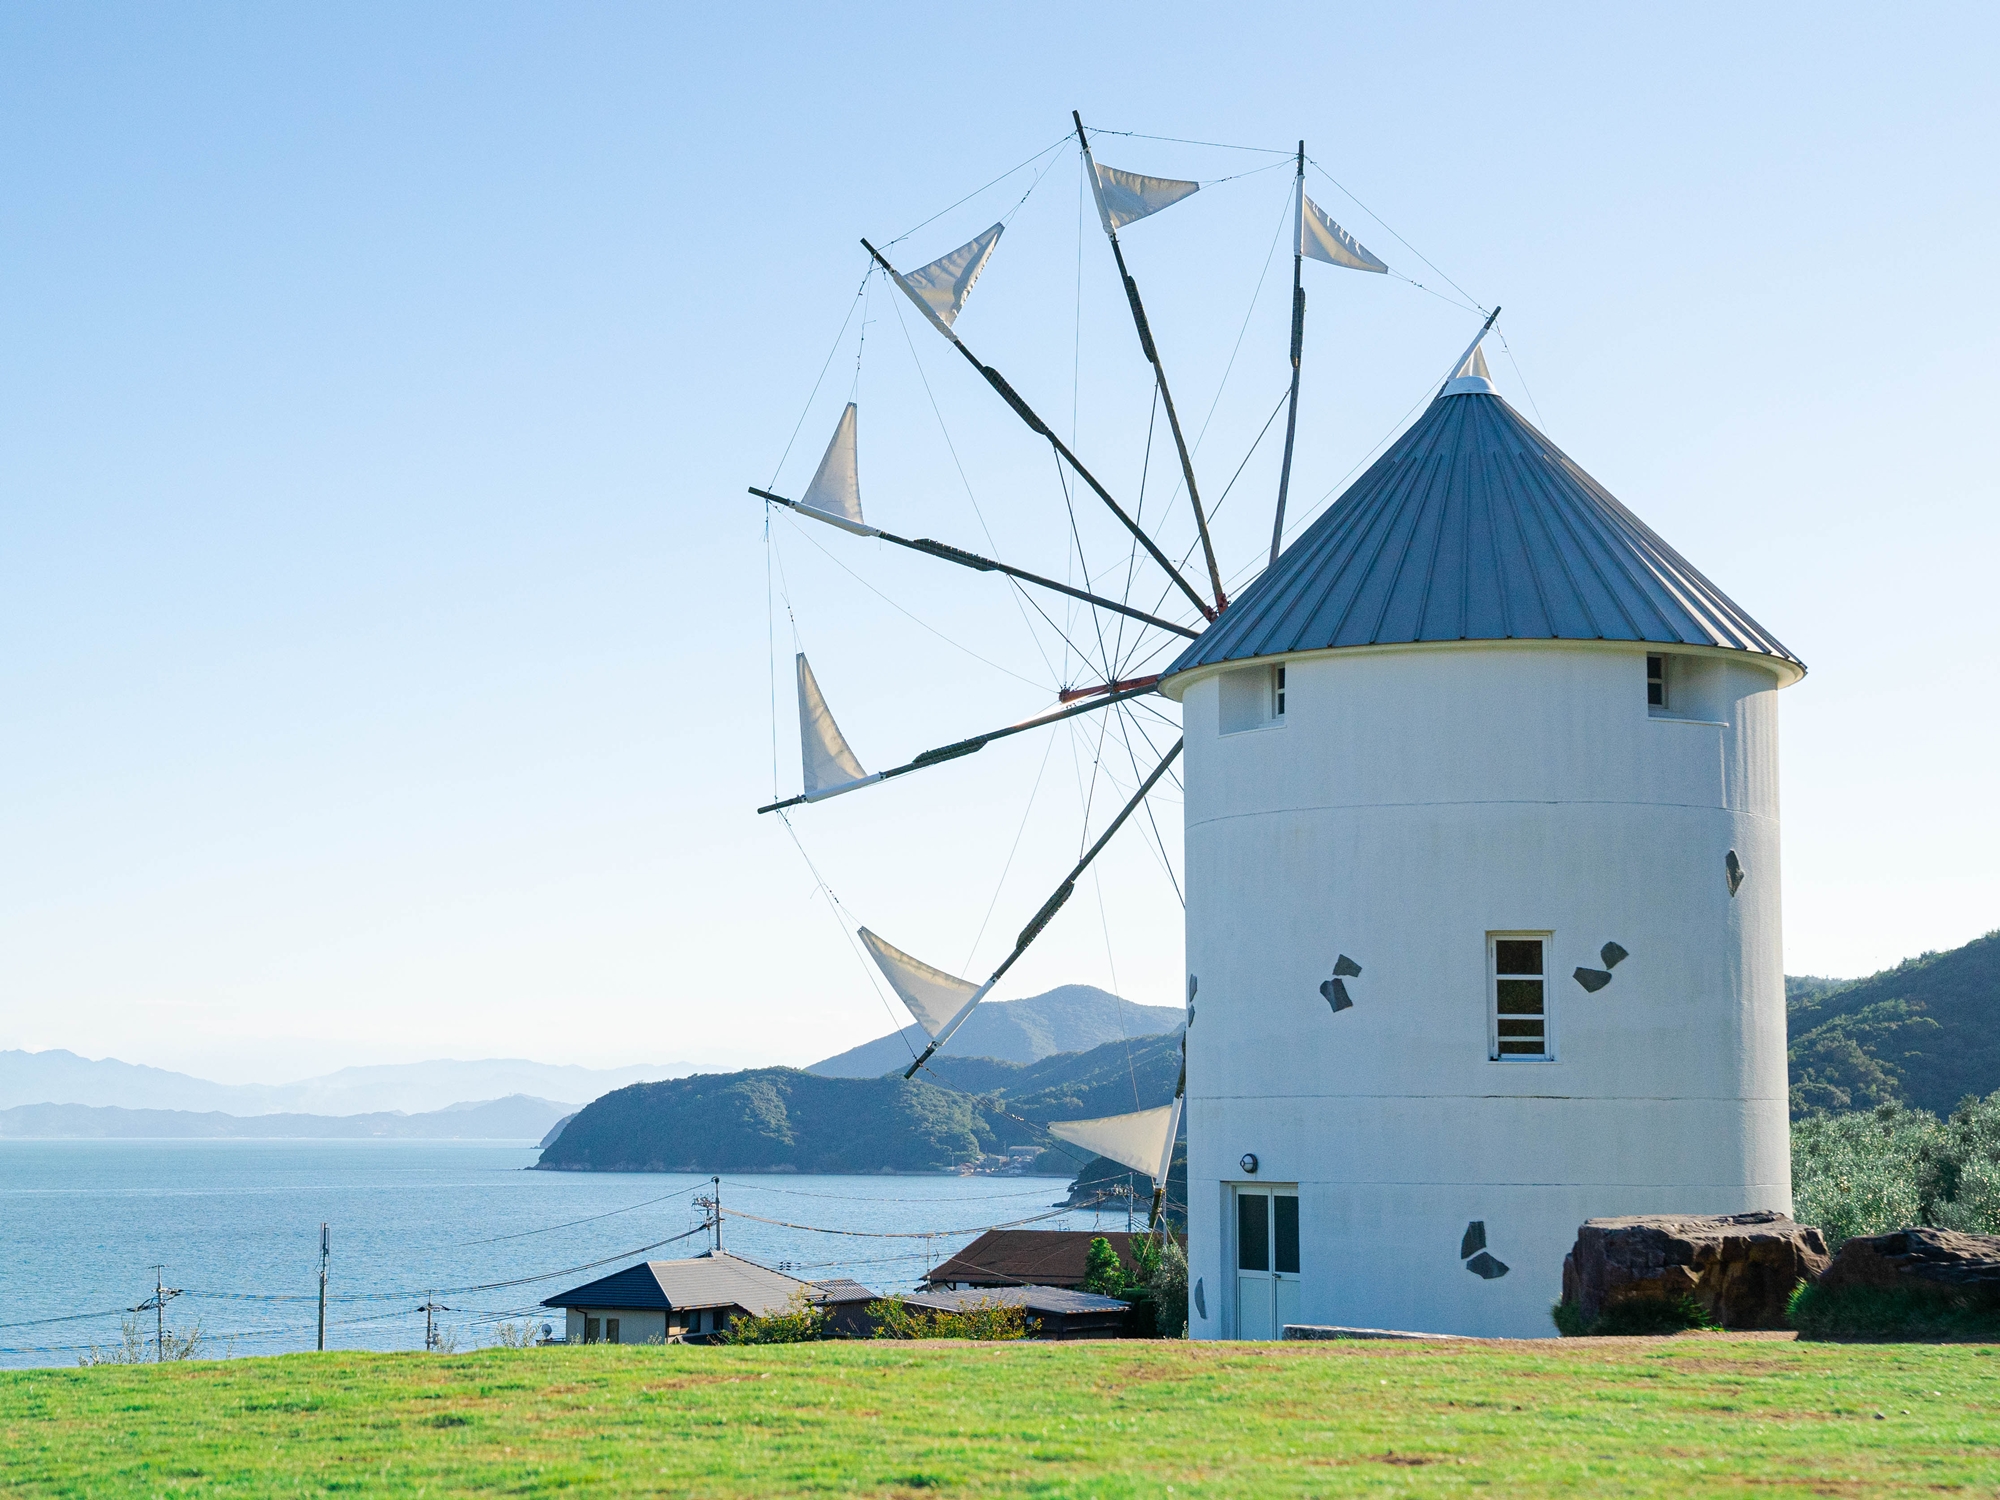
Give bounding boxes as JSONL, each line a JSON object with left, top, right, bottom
{"left": 1491, "top": 935, "right": 1549, "bottom": 1061}
{"left": 1646, "top": 654, "right": 1667, "bottom": 709}
{"left": 1220, "top": 663, "right": 1286, "bottom": 733}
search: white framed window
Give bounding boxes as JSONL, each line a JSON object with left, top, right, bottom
{"left": 1646, "top": 653, "right": 1667, "bottom": 710}
{"left": 1273, "top": 665, "right": 1287, "bottom": 718}
{"left": 1489, "top": 933, "right": 1552, "bottom": 1061}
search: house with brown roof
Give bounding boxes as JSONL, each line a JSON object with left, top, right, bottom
{"left": 921, "top": 1230, "right": 1158, "bottom": 1291}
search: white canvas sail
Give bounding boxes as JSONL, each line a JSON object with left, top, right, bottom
{"left": 1088, "top": 162, "right": 1199, "bottom": 234}
{"left": 1049, "top": 1102, "right": 1179, "bottom": 1182}
{"left": 797, "top": 403, "right": 872, "bottom": 535}
{"left": 859, "top": 928, "right": 988, "bottom": 1039}
{"left": 1300, "top": 193, "right": 1388, "bottom": 273}
{"left": 796, "top": 653, "right": 874, "bottom": 799}
{"left": 896, "top": 224, "right": 1003, "bottom": 331}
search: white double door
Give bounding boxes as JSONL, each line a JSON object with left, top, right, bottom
{"left": 1233, "top": 1187, "right": 1301, "bottom": 1339}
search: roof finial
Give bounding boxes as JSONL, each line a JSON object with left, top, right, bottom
{"left": 1439, "top": 307, "right": 1501, "bottom": 397}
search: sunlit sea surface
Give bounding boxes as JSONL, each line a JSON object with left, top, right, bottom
{"left": 0, "top": 1141, "right": 1134, "bottom": 1367}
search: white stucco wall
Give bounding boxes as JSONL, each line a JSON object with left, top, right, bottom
{"left": 1169, "top": 640, "right": 1792, "bottom": 1338}
{"left": 563, "top": 1307, "right": 669, "bottom": 1344}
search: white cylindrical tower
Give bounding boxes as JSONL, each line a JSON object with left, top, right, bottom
{"left": 1161, "top": 363, "right": 1803, "bottom": 1339}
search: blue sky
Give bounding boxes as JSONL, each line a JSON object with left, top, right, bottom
{"left": 3, "top": 3, "right": 1995, "bottom": 1080}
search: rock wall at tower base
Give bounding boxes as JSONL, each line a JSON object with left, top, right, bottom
{"left": 1562, "top": 1211, "right": 1830, "bottom": 1330}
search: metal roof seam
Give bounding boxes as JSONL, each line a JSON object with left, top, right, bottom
{"left": 1504, "top": 423, "right": 1660, "bottom": 643}
{"left": 1350, "top": 411, "right": 1458, "bottom": 647}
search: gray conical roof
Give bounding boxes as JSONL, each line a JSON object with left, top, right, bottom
{"left": 1164, "top": 387, "right": 1799, "bottom": 684}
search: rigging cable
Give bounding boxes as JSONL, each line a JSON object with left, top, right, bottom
{"left": 1306, "top": 157, "right": 1488, "bottom": 315}
{"left": 1093, "top": 127, "right": 1293, "bottom": 155}
{"left": 776, "top": 807, "right": 920, "bottom": 1060}
{"left": 883, "top": 133, "right": 1071, "bottom": 249}
{"left": 962, "top": 727, "right": 1059, "bottom": 974}
{"left": 884, "top": 288, "right": 1062, "bottom": 685}
{"left": 767, "top": 264, "right": 873, "bottom": 488}
{"left": 1496, "top": 328, "right": 1547, "bottom": 429}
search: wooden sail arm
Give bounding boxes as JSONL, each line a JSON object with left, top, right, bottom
{"left": 756, "top": 681, "right": 1165, "bottom": 816}
{"left": 903, "top": 737, "right": 1184, "bottom": 1078}
{"left": 750, "top": 487, "right": 1198, "bottom": 639}
{"left": 858, "top": 237, "right": 1216, "bottom": 623}
{"left": 1073, "top": 110, "right": 1227, "bottom": 615}
{"left": 1058, "top": 674, "right": 1160, "bottom": 704}
{"left": 1270, "top": 141, "right": 1307, "bottom": 570}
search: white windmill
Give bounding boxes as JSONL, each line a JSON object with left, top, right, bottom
{"left": 752, "top": 118, "right": 1798, "bottom": 1338}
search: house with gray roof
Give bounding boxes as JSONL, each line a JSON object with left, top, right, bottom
{"left": 541, "top": 1250, "right": 875, "bottom": 1343}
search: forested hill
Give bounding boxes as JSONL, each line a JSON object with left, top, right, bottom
{"left": 536, "top": 1033, "right": 1181, "bottom": 1174}
{"left": 1789, "top": 928, "right": 2000, "bottom": 1117}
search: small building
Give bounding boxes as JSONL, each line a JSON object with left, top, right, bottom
{"left": 542, "top": 1250, "right": 875, "bottom": 1343}
{"left": 903, "top": 1285, "right": 1131, "bottom": 1340}
{"left": 922, "top": 1230, "right": 1155, "bottom": 1291}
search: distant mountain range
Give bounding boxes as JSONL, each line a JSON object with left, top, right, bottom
{"left": 540, "top": 1031, "right": 1184, "bottom": 1174}
{"left": 0, "top": 1051, "right": 697, "bottom": 1116}
{"left": 1789, "top": 928, "right": 2000, "bottom": 1117}
{"left": 808, "top": 986, "right": 1182, "bottom": 1077}
{"left": 0, "top": 1094, "right": 571, "bottom": 1141}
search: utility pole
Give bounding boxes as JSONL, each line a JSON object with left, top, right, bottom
{"left": 419, "top": 1293, "right": 449, "bottom": 1352}
{"left": 133, "top": 1267, "right": 182, "bottom": 1364}
{"left": 712, "top": 1176, "right": 722, "bottom": 1253}
{"left": 317, "top": 1223, "right": 329, "bottom": 1352}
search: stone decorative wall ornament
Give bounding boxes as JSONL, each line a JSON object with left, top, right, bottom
{"left": 1574, "top": 940, "right": 1627, "bottom": 993}
{"left": 1726, "top": 850, "right": 1746, "bottom": 896}
{"left": 1319, "top": 954, "right": 1362, "bottom": 1012}
{"left": 1458, "top": 1219, "right": 1508, "bottom": 1278}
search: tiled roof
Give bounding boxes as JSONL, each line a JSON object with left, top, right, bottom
{"left": 904, "top": 1284, "right": 1130, "bottom": 1316}
{"left": 541, "top": 1251, "right": 809, "bottom": 1317}
{"left": 921, "top": 1230, "right": 1150, "bottom": 1289}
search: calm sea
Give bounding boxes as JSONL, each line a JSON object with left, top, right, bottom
{"left": 0, "top": 1141, "right": 1131, "bottom": 1368}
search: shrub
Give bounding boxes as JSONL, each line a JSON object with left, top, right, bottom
{"left": 722, "top": 1290, "right": 829, "bottom": 1345}
{"left": 1791, "top": 1092, "right": 2000, "bottom": 1248}
{"left": 1147, "top": 1237, "right": 1189, "bottom": 1337}
{"left": 1789, "top": 1279, "right": 2000, "bottom": 1341}
{"left": 1081, "top": 1236, "right": 1127, "bottom": 1297}
{"left": 1549, "top": 1296, "right": 1717, "bottom": 1337}
{"left": 867, "top": 1297, "right": 1031, "bottom": 1341}
{"left": 80, "top": 1316, "right": 208, "bottom": 1366}
{"left": 1550, "top": 1301, "right": 1591, "bottom": 1338}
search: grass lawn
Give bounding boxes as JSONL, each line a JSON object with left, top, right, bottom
{"left": 2, "top": 1334, "right": 1996, "bottom": 1497}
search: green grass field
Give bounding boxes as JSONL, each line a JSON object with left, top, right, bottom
{"left": 2, "top": 1335, "right": 1996, "bottom": 1497}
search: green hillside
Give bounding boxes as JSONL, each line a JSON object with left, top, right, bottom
{"left": 538, "top": 1033, "right": 1182, "bottom": 1175}
{"left": 536, "top": 1070, "right": 994, "bottom": 1173}
{"left": 1788, "top": 929, "right": 2000, "bottom": 1116}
